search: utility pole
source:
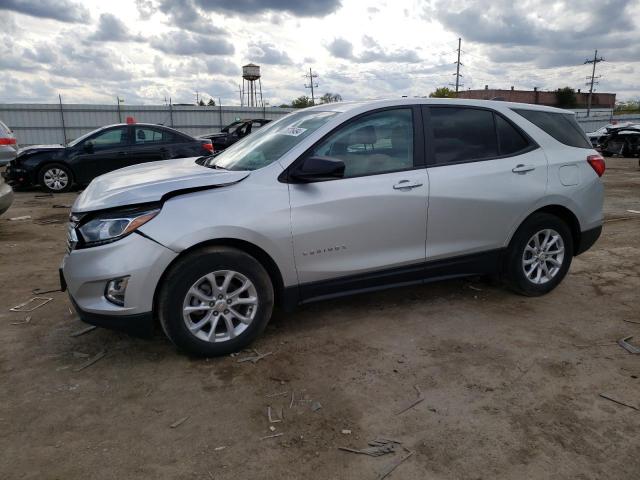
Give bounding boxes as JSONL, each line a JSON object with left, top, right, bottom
{"left": 58, "top": 94, "right": 67, "bottom": 145}
{"left": 449, "top": 38, "right": 463, "bottom": 95}
{"left": 238, "top": 84, "right": 242, "bottom": 106}
{"left": 584, "top": 49, "right": 604, "bottom": 117}
{"left": 304, "top": 68, "right": 319, "bottom": 105}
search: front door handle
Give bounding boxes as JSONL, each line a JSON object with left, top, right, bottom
{"left": 393, "top": 180, "right": 423, "bottom": 190}
{"left": 117, "top": 151, "right": 127, "bottom": 156}
{"left": 512, "top": 164, "right": 535, "bottom": 174}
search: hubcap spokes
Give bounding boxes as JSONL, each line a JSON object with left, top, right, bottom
{"left": 182, "top": 270, "right": 258, "bottom": 343}
{"left": 44, "top": 168, "right": 68, "bottom": 190}
{"left": 522, "top": 229, "right": 565, "bottom": 285}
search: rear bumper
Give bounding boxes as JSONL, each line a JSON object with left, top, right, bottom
{"left": 576, "top": 225, "right": 602, "bottom": 255}
{"left": 69, "top": 294, "right": 155, "bottom": 337}
{"left": 0, "top": 180, "right": 13, "bottom": 215}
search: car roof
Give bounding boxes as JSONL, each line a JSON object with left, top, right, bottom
{"left": 306, "top": 98, "right": 573, "bottom": 115}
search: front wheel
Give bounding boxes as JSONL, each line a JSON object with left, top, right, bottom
{"left": 503, "top": 213, "right": 573, "bottom": 296}
{"left": 158, "top": 246, "right": 274, "bottom": 357}
{"left": 39, "top": 163, "right": 73, "bottom": 193}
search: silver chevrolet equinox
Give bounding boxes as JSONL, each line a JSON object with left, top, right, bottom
{"left": 61, "top": 99, "right": 605, "bottom": 356}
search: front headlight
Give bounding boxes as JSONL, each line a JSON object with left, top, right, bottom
{"left": 76, "top": 206, "right": 160, "bottom": 247}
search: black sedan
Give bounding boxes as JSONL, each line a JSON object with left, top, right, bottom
{"left": 4, "top": 123, "right": 214, "bottom": 193}
{"left": 199, "top": 118, "right": 271, "bottom": 151}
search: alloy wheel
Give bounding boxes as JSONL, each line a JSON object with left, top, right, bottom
{"left": 43, "top": 168, "right": 69, "bottom": 191}
{"left": 182, "top": 270, "right": 258, "bottom": 343}
{"left": 522, "top": 229, "right": 565, "bottom": 285}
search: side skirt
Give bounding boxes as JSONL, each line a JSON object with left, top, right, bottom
{"left": 282, "top": 248, "right": 505, "bottom": 309}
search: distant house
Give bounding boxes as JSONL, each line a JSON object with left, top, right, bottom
{"left": 457, "top": 86, "right": 615, "bottom": 109}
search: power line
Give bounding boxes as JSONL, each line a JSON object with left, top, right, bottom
{"left": 304, "top": 68, "right": 319, "bottom": 105}
{"left": 584, "top": 49, "right": 604, "bottom": 117}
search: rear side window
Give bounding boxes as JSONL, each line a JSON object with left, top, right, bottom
{"left": 430, "top": 107, "right": 497, "bottom": 163}
{"left": 513, "top": 109, "right": 591, "bottom": 149}
{"left": 496, "top": 114, "right": 529, "bottom": 155}
{"left": 134, "top": 127, "right": 180, "bottom": 144}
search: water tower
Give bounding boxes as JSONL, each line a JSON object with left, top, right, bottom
{"left": 242, "top": 63, "right": 263, "bottom": 108}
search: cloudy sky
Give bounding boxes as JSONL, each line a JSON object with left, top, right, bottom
{"left": 0, "top": 0, "right": 638, "bottom": 105}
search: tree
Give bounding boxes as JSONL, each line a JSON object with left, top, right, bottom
{"left": 198, "top": 99, "right": 205, "bottom": 106}
{"left": 429, "top": 87, "right": 456, "bottom": 98}
{"left": 207, "top": 98, "right": 216, "bottom": 106}
{"left": 555, "top": 87, "right": 577, "bottom": 108}
{"left": 290, "top": 95, "right": 313, "bottom": 108}
{"left": 320, "top": 92, "right": 343, "bottom": 104}
{"left": 278, "top": 103, "right": 291, "bottom": 108}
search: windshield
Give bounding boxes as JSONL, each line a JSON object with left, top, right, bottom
{"left": 67, "top": 127, "right": 104, "bottom": 147}
{"left": 207, "top": 110, "right": 339, "bottom": 171}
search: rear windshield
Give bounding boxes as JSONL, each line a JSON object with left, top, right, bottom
{"left": 513, "top": 109, "right": 591, "bottom": 149}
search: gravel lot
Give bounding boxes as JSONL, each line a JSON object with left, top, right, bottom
{"left": 1, "top": 157, "right": 639, "bottom": 479}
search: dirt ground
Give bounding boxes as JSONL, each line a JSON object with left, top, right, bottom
{"left": 1, "top": 158, "right": 639, "bottom": 480}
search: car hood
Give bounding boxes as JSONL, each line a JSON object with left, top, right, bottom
{"left": 18, "top": 144, "right": 64, "bottom": 155}
{"left": 73, "top": 157, "right": 250, "bottom": 213}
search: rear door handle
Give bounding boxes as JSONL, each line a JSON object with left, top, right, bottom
{"left": 393, "top": 180, "right": 423, "bottom": 190}
{"left": 512, "top": 164, "right": 535, "bottom": 174}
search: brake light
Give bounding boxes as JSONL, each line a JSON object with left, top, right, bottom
{"left": 0, "top": 138, "right": 16, "bottom": 145}
{"left": 587, "top": 154, "right": 605, "bottom": 177}
{"left": 202, "top": 142, "right": 214, "bottom": 153}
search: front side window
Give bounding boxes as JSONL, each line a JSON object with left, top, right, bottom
{"left": 210, "top": 110, "right": 338, "bottom": 171}
{"left": 89, "top": 128, "right": 128, "bottom": 148}
{"left": 430, "top": 107, "right": 497, "bottom": 164}
{"left": 311, "top": 108, "right": 414, "bottom": 178}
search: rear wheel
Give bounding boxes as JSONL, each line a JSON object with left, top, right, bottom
{"left": 504, "top": 213, "right": 573, "bottom": 296}
{"left": 39, "top": 163, "right": 73, "bottom": 193}
{"left": 158, "top": 246, "right": 274, "bottom": 357}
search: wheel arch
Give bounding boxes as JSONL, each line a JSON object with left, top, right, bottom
{"left": 510, "top": 204, "right": 581, "bottom": 254}
{"left": 37, "top": 161, "right": 75, "bottom": 185}
{"left": 152, "top": 237, "right": 288, "bottom": 317}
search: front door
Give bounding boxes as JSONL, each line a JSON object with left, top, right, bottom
{"left": 288, "top": 107, "right": 429, "bottom": 297}
{"left": 423, "top": 106, "right": 548, "bottom": 260}
{"left": 70, "top": 126, "right": 131, "bottom": 184}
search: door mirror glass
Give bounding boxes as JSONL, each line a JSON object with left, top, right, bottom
{"left": 290, "top": 156, "right": 345, "bottom": 183}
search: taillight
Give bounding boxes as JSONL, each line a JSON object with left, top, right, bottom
{"left": 202, "top": 142, "right": 214, "bottom": 153}
{"left": 0, "top": 138, "right": 16, "bottom": 145}
{"left": 587, "top": 154, "right": 605, "bottom": 177}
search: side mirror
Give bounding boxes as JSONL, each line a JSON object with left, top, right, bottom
{"left": 289, "top": 156, "right": 345, "bottom": 183}
{"left": 83, "top": 141, "right": 94, "bottom": 153}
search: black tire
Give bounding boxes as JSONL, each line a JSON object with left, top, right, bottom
{"left": 38, "top": 163, "right": 73, "bottom": 193}
{"left": 158, "top": 246, "right": 274, "bottom": 357}
{"left": 601, "top": 150, "right": 612, "bottom": 157}
{"left": 503, "top": 213, "right": 573, "bottom": 296}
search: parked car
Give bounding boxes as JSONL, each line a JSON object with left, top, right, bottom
{"left": 60, "top": 99, "right": 604, "bottom": 357}
{"left": 0, "top": 119, "right": 18, "bottom": 162}
{"left": 598, "top": 125, "right": 640, "bottom": 157}
{"left": 0, "top": 119, "right": 16, "bottom": 215}
{"left": 199, "top": 119, "right": 271, "bottom": 151}
{"left": 587, "top": 122, "right": 639, "bottom": 149}
{"left": 4, "top": 123, "right": 214, "bottom": 193}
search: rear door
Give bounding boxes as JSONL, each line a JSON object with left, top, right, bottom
{"left": 288, "top": 106, "right": 429, "bottom": 296}
{"left": 130, "top": 126, "right": 177, "bottom": 164}
{"left": 423, "top": 106, "right": 547, "bottom": 260}
{"left": 70, "top": 126, "right": 131, "bottom": 183}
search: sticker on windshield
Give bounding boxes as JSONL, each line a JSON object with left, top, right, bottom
{"left": 280, "top": 127, "right": 307, "bottom": 137}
